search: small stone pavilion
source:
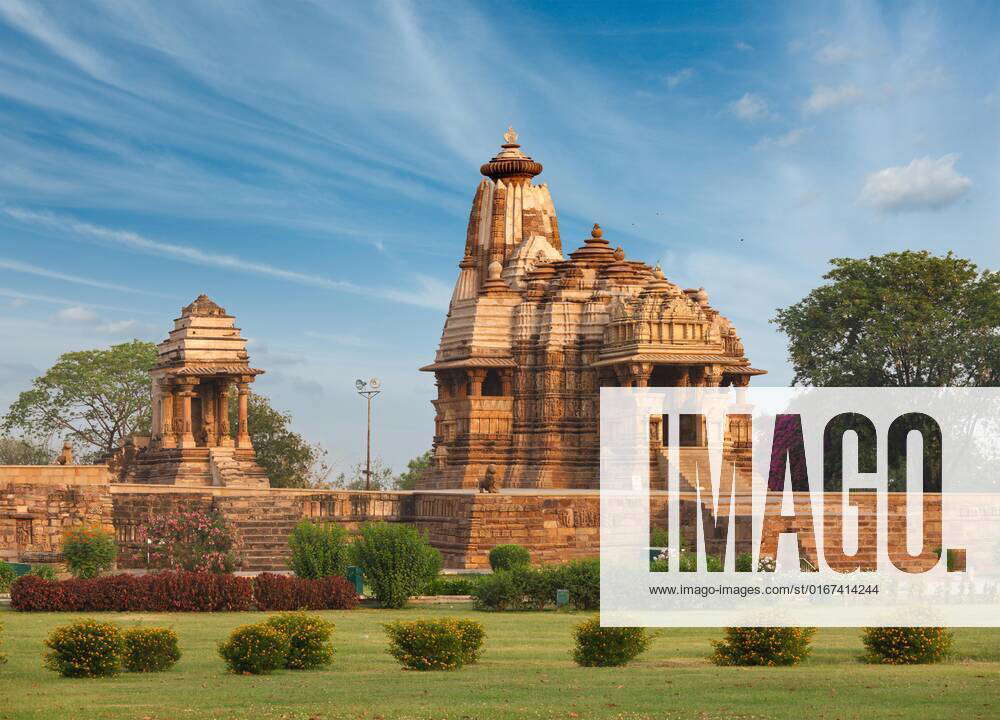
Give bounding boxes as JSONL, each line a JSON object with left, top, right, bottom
{"left": 123, "top": 294, "right": 268, "bottom": 487}
{"left": 420, "top": 129, "right": 764, "bottom": 489}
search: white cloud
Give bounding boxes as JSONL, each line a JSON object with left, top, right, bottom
{"left": 755, "top": 128, "right": 807, "bottom": 149}
{"left": 8, "top": 297, "right": 27, "bottom": 308}
{"left": 816, "top": 43, "right": 861, "bottom": 64}
{"left": 95, "top": 319, "right": 138, "bottom": 335}
{"left": 859, "top": 154, "right": 972, "bottom": 213}
{"left": 803, "top": 83, "right": 862, "bottom": 114}
{"left": 729, "top": 92, "right": 770, "bottom": 121}
{"left": 735, "top": 41, "right": 754, "bottom": 52}
{"left": 2, "top": 208, "right": 449, "bottom": 310}
{"left": 0, "top": 257, "right": 172, "bottom": 297}
{"left": 665, "top": 67, "right": 694, "bottom": 89}
{"left": 54, "top": 306, "right": 99, "bottom": 324}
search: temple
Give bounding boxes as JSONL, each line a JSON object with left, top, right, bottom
{"left": 122, "top": 294, "right": 268, "bottom": 487}
{"left": 420, "top": 129, "right": 764, "bottom": 489}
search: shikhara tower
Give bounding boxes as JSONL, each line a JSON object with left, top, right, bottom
{"left": 420, "top": 129, "right": 764, "bottom": 489}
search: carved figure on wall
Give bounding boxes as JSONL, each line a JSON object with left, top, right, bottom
{"left": 479, "top": 464, "right": 500, "bottom": 493}
{"left": 55, "top": 440, "right": 73, "bottom": 465}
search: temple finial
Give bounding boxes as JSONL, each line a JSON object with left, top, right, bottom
{"left": 504, "top": 126, "right": 518, "bottom": 145}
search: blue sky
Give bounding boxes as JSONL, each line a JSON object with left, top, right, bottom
{"left": 0, "top": 0, "right": 997, "bottom": 476}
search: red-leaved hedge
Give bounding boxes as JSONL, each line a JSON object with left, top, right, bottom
{"left": 253, "top": 573, "right": 358, "bottom": 610}
{"left": 10, "top": 572, "right": 357, "bottom": 612}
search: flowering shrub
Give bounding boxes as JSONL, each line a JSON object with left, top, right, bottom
{"left": 710, "top": 627, "right": 816, "bottom": 666}
{"left": 44, "top": 618, "right": 124, "bottom": 677}
{"left": 572, "top": 617, "right": 652, "bottom": 667}
{"left": 218, "top": 623, "right": 290, "bottom": 674}
{"left": 10, "top": 572, "right": 254, "bottom": 612}
{"left": 352, "top": 523, "right": 442, "bottom": 608}
{"left": 265, "top": 613, "right": 335, "bottom": 669}
{"left": 143, "top": 511, "right": 238, "bottom": 573}
{"left": 861, "top": 626, "right": 953, "bottom": 664}
{"left": 61, "top": 526, "right": 117, "bottom": 579}
{"left": 122, "top": 627, "right": 181, "bottom": 672}
{"left": 384, "top": 618, "right": 485, "bottom": 671}
{"left": 288, "top": 521, "right": 351, "bottom": 579}
{"left": 253, "top": 573, "right": 358, "bottom": 611}
{"left": 488, "top": 544, "right": 531, "bottom": 571}
{"left": 0, "top": 561, "right": 15, "bottom": 592}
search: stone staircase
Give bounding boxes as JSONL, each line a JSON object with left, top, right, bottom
{"left": 216, "top": 495, "right": 302, "bottom": 572}
{"left": 209, "top": 448, "right": 244, "bottom": 487}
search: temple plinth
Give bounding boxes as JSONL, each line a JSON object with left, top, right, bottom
{"left": 123, "top": 294, "right": 268, "bottom": 487}
{"left": 419, "top": 130, "right": 765, "bottom": 490}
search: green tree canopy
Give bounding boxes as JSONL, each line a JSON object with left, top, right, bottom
{"left": 2, "top": 340, "right": 157, "bottom": 459}
{"left": 772, "top": 251, "right": 999, "bottom": 387}
{"left": 332, "top": 456, "right": 394, "bottom": 491}
{"left": 395, "top": 450, "right": 432, "bottom": 490}
{"left": 228, "top": 392, "right": 329, "bottom": 488}
{"left": 0, "top": 436, "right": 54, "bottom": 465}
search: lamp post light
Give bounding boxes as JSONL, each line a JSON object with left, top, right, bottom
{"left": 355, "top": 378, "right": 382, "bottom": 491}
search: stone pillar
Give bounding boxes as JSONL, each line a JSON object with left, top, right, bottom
{"left": 177, "top": 381, "right": 197, "bottom": 449}
{"left": 705, "top": 365, "right": 724, "bottom": 387}
{"left": 468, "top": 369, "right": 486, "bottom": 397}
{"left": 236, "top": 381, "right": 252, "bottom": 448}
{"left": 159, "top": 381, "right": 176, "bottom": 449}
{"left": 201, "top": 383, "right": 216, "bottom": 447}
{"left": 217, "top": 381, "right": 234, "bottom": 447}
{"left": 500, "top": 369, "right": 513, "bottom": 396}
{"left": 628, "top": 363, "right": 653, "bottom": 388}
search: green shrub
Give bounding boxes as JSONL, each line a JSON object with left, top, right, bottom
{"left": 265, "top": 613, "right": 335, "bottom": 670}
{"left": 384, "top": 618, "right": 485, "bottom": 671}
{"left": 488, "top": 544, "right": 531, "bottom": 571}
{"left": 288, "top": 521, "right": 350, "bottom": 579}
{"left": 861, "top": 626, "right": 953, "bottom": 664}
{"left": 352, "top": 523, "right": 442, "bottom": 608}
{"left": 29, "top": 564, "right": 58, "bottom": 580}
{"left": 472, "top": 566, "right": 555, "bottom": 611}
{"left": 0, "top": 561, "right": 14, "bottom": 593}
{"left": 424, "top": 574, "right": 482, "bottom": 596}
{"left": 44, "top": 619, "right": 124, "bottom": 677}
{"left": 678, "top": 552, "right": 724, "bottom": 572}
{"left": 553, "top": 558, "right": 600, "bottom": 610}
{"left": 710, "top": 627, "right": 816, "bottom": 666}
{"left": 735, "top": 552, "right": 754, "bottom": 572}
{"left": 650, "top": 528, "right": 670, "bottom": 547}
{"left": 122, "top": 627, "right": 180, "bottom": 672}
{"left": 572, "top": 617, "right": 651, "bottom": 667}
{"left": 62, "top": 526, "right": 117, "bottom": 579}
{"left": 218, "top": 623, "right": 290, "bottom": 675}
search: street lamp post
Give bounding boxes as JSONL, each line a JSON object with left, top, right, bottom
{"left": 355, "top": 378, "right": 382, "bottom": 490}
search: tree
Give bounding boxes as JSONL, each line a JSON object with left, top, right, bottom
{"left": 2, "top": 340, "right": 157, "bottom": 459}
{"left": 772, "top": 251, "right": 999, "bottom": 388}
{"left": 395, "top": 450, "right": 433, "bottom": 490}
{"left": 332, "top": 456, "right": 394, "bottom": 490}
{"left": 228, "top": 392, "right": 330, "bottom": 488}
{"left": 0, "top": 436, "right": 53, "bottom": 465}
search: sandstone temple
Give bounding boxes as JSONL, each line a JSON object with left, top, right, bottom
{"left": 1, "top": 130, "right": 775, "bottom": 572}
{"left": 420, "top": 128, "right": 763, "bottom": 489}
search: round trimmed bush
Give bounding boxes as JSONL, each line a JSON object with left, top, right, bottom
{"left": 488, "top": 544, "right": 531, "bottom": 571}
{"left": 265, "top": 613, "right": 335, "bottom": 670}
{"left": 384, "top": 618, "right": 485, "bottom": 671}
{"left": 122, "top": 627, "right": 180, "bottom": 672}
{"left": 218, "top": 623, "right": 290, "bottom": 674}
{"left": 62, "top": 526, "right": 117, "bottom": 579}
{"left": 710, "top": 626, "right": 816, "bottom": 666}
{"left": 44, "top": 618, "right": 124, "bottom": 677}
{"left": 352, "top": 522, "right": 442, "bottom": 608}
{"left": 572, "top": 617, "right": 651, "bottom": 667}
{"left": 861, "top": 626, "right": 953, "bottom": 664}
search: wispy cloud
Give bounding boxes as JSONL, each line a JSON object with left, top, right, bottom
{"left": 859, "top": 154, "right": 972, "bottom": 213}
{"left": 0, "top": 257, "right": 173, "bottom": 298}
{"left": 816, "top": 43, "right": 861, "bottom": 64}
{"left": 802, "top": 83, "right": 863, "bottom": 114}
{"left": 2, "top": 207, "right": 448, "bottom": 310}
{"left": 0, "top": 287, "right": 154, "bottom": 314}
{"left": 754, "top": 128, "right": 807, "bottom": 150}
{"left": 735, "top": 41, "right": 754, "bottom": 52}
{"left": 665, "top": 67, "right": 694, "bottom": 89}
{"left": 729, "top": 92, "right": 771, "bottom": 121}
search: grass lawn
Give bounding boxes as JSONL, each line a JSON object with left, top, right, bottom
{"left": 1, "top": 605, "right": 998, "bottom": 720}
